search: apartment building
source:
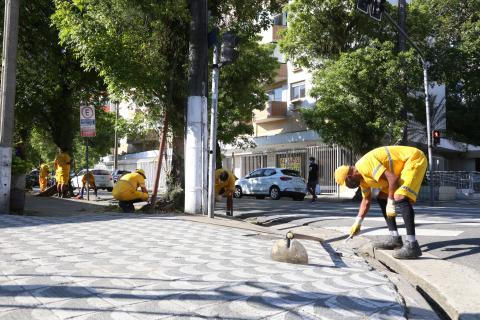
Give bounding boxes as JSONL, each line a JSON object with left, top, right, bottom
{"left": 221, "top": 13, "right": 353, "bottom": 193}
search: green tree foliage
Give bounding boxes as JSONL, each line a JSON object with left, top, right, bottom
{"left": 408, "top": 0, "right": 480, "bottom": 144}
{"left": 281, "top": 0, "right": 480, "bottom": 150}
{"left": 52, "top": 0, "right": 279, "bottom": 178}
{"left": 303, "top": 42, "right": 421, "bottom": 154}
{"left": 1, "top": 0, "right": 108, "bottom": 169}
{"left": 279, "top": 0, "right": 394, "bottom": 68}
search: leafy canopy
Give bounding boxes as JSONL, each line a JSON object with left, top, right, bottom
{"left": 303, "top": 42, "right": 421, "bottom": 154}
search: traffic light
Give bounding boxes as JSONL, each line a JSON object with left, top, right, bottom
{"left": 432, "top": 130, "right": 440, "bottom": 146}
{"left": 369, "top": 0, "right": 384, "bottom": 21}
{"left": 357, "top": 0, "right": 370, "bottom": 14}
{"left": 220, "top": 32, "right": 239, "bottom": 66}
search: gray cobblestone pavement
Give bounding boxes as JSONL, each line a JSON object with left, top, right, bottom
{"left": 0, "top": 214, "right": 406, "bottom": 319}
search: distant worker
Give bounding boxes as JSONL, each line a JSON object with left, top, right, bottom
{"left": 54, "top": 148, "right": 71, "bottom": 198}
{"left": 76, "top": 171, "right": 97, "bottom": 199}
{"left": 39, "top": 163, "right": 49, "bottom": 192}
{"left": 307, "top": 157, "right": 319, "bottom": 202}
{"left": 215, "top": 168, "right": 236, "bottom": 216}
{"left": 334, "top": 146, "right": 427, "bottom": 259}
{"left": 112, "top": 169, "right": 148, "bottom": 213}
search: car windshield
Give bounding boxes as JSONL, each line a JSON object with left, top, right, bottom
{"left": 92, "top": 170, "right": 110, "bottom": 175}
{"left": 280, "top": 169, "right": 300, "bottom": 177}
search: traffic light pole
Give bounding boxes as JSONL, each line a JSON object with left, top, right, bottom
{"left": 207, "top": 41, "right": 221, "bottom": 219}
{"left": 383, "top": 11, "right": 434, "bottom": 206}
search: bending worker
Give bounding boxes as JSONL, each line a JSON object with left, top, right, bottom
{"left": 215, "top": 168, "right": 235, "bottom": 216}
{"left": 39, "top": 162, "right": 49, "bottom": 192}
{"left": 54, "top": 148, "right": 71, "bottom": 198}
{"left": 76, "top": 171, "right": 97, "bottom": 199}
{"left": 334, "top": 146, "right": 427, "bottom": 259}
{"left": 112, "top": 169, "right": 148, "bottom": 213}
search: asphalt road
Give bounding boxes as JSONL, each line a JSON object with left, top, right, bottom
{"left": 216, "top": 195, "right": 480, "bottom": 271}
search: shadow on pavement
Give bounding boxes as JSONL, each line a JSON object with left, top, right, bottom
{"left": 421, "top": 238, "right": 480, "bottom": 260}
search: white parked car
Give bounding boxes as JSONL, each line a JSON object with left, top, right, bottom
{"left": 71, "top": 169, "right": 114, "bottom": 191}
{"left": 234, "top": 167, "right": 307, "bottom": 201}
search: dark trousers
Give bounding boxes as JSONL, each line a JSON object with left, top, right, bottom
{"left": 307, "top": 181, "right": 317, "bottom": 199}
{"left": 118, "top": 199, "right": 143, "bottom": 213}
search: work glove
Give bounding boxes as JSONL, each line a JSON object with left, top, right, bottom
{"left": 349, "top": 223, "right": 361, "bottom": 237}
{"left": 349, "top": 216, "right": 364, "bottom": 237}
{"left": 386, "top": 198, "right": 397, "bottom": 218}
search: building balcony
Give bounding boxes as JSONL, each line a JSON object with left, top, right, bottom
{"left": 272, "top": 25, "right": 286, "bottom": 42}
{"left": 274, "top": 63, "right": 287, "bottom": 83}
{"left": 254, "top": 101, "right": 287, "bottom": 123}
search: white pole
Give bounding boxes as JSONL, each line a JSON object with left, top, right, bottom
{"left": 185, "top": 0, "right": 208, "bottom": 214}
{"left": 0, "top": 0, "right": 20, "bottom": 213}
{"left": 423, "top": 63, "right": 434, "bottom": 206}
{"left": 208, "top": 41, "right": 220, "bottom": 218}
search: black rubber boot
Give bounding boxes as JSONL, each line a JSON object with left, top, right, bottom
{"left": 372, "top": 236, "right": 403, "bottom": 250}
{"left": 393, "top": 240, "right": 422, "bottom": 259}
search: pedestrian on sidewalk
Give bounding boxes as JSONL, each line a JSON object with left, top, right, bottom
{"left": 54, "top": 148, "right": 71, "bottom": 198}
{"left": 334, "top": 145, "right": 427, "bottom": 259}
{"left": 112, "top": 169, "right": 148, "bottom": 213}
{"left": 39, "top": 162, "right": 49, "bottom": 193}
{"left": 215, "top": 168, "right": 235, "bottom": 216}
{"left": 76, "top": 171, "right": 97, "bottom": 199}
{"left": 307, "top": 157, "right": 319, "bottom": 202}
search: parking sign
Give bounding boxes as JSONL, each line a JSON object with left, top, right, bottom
{"left": 80, "top": 105, "right": 96, "bottom": 137}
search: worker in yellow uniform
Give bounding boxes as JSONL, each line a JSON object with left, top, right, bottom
{"left": 112, "top": 169, "right": 148, "bottom": 213}
{"left": 215, "top": 168, "right": 236, "bottom": 216}
{"left": 334, "top": 146, "right": 427, "bottom": 259}
{"left": 39, "top": 163, "right": 49, "bottom": 192}
{"left": 54, "top": 148, "right": 71, "bottom": 198}
{"left": 76, "top": 171, "right": 97, "bottom": 199}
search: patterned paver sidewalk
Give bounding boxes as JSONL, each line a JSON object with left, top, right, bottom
{"left": 0, "top": 214, "right": 405, "bottom": 319}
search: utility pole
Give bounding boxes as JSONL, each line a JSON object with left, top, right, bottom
{"left": 185, "top": 0, "right": 208, "bottom": 214}
{"left": 207, "top": 40, "right": 220, "bottom": 219}
{"left": 0, "top": 0, "right": 20, "bottom": 214}
{"left": 113, "top": 101, "right": 119, "bottom": 171}
{"left": 398, "top": 0, "right": 408, "bottom": 144}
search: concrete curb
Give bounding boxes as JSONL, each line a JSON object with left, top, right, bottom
{"left": 183, "top": 216, "right": 480, "bottom": 320}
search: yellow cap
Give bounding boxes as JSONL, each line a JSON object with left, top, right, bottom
{"left": 334, "top": 166, "right": 350, "bottom": 185}
{"left": 135, "top": 168, "right": 146, "bottom": 177}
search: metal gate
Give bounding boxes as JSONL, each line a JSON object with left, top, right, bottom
{"left": 306, "top": 144, "right": 357, "bottom": 194}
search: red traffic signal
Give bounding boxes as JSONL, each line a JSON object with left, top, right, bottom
{"left": 432, "top": 130, "right": 441, "bottom": 145}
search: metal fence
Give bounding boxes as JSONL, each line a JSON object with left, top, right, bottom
{"left": 307, "top": 144, "right": 357, "bottom": 194}
{"left": 425, "top": 171, "right": 480, "bottom": 192}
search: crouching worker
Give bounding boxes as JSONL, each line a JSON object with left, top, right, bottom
{"left": 39, "top": 163, "right": 49, "bottom": 192}
{"left": 76, "top": 172, "right": 97, "bottom": 199}
{"left": 215, "top": 168, "right": 236, "bottom": 216}
{"left": 112, "top": 169, "right": 148, "bottom": 213}
{"left": 334, "top": 146, "right": 427, "bottom": 259}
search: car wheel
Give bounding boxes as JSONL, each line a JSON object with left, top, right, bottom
{"left": 255, "top": 195, "right": 265, "bottom": 200}
{"left": 233, "top": 186, "right": 242, "bottom": 198}
{"left": 293, "top": 195, "right": 305, "bottom": 201}
{"left": 269, "top": 186, "right": 281, "bottom": 200}
{"left": 107, "top": 187, "right": 113, "bottom": 192}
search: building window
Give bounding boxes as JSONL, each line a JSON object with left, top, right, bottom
{"left": 268, "top": 87, "right": 283, "bottom": 102}
{"left": 291, "top": 82, "right": 306, "bottom": 100}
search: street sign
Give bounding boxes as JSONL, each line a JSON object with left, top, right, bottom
{"left": 80, "top": 105, "right": 96, "bottom": 137}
